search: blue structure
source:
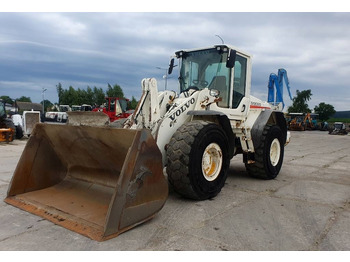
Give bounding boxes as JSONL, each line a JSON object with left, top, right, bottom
{"left": 268, "top": 68, "right": 293, "bottom": 109}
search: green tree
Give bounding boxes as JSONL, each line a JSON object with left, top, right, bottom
{"left": 40, "top": 99, "right": 53, "bottom": 112}
{"left": 314, "top": 102, "right": 336, "bottom": 122}
{"left": 57, "top": 83, "right": 110, "bottom": 106}
{"left": 128, "top": 96, "right": 138, "bottom": 109}
{"left": 106, "top": 83, "right": 124, "bottom": 98}
{"left": 56, "top": 83, "right": 63, "bottom": 104}
{"left": 86, "top": 86, "right": 94, "bottom": 105}
{"left": 75, "top": 88, "right": 87, "bottom": 105}
{"left": 16, "top": 96, "right": 32, "bottom": 102}
{"left": 93, "top": 87, "right": 106, "bottom": 106}
{"left": 66, "top": 86, "right": 77, "bottom": 106}
{"left": 0, "top": 96, "right": 14, "bottom": 104}
{"left": 287, "top": 89, "right": 312, "bottom": 113}
{"left": 57, "top": 83, "right": 78, "bottom": 106}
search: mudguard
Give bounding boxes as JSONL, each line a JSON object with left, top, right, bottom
{"left": 251, "top": 110, "right": 287, "bottom": 150}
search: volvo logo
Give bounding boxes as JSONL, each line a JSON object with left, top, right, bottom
{"left": 169, "top": 98, "right": 195, "bottom": 126}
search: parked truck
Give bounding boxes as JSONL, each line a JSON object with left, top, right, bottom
{"left": 45, "top": 105, "right": 71, "bottom": 122}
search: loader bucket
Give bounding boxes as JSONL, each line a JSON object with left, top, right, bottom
{"left": 4, "top": 123, "right": 168, "bottom": 241}
{"left": 23, "top": 111, "right": 41, "bottom": 136}
{"left": 67, "top": 111, "right": 110, "bottom": 126}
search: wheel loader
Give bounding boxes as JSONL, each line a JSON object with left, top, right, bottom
{"left": 5, "top": 45, "right": 290, "bottom": 241}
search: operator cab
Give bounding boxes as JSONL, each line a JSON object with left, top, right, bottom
{"left": 107, "top": 97, "right": 127, "bottom": 116}
{"left": 172, "top": 45, "right": 248, "bottom": 109}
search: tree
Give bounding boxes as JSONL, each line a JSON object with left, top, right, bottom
{"left": 86, "top": 86, "right": 94, "bottom": 105}
{"left": 93, "top": 87, "right": 106, "bottom": 106}
{"left": 314, "top": 102, "right": 336, "bottom": 122}
{"left": 0, "top": 96, "right": 13, "bottom": 104}
{"left": 75, "top": 88, "right": 85, "bottom": 105}
{"left": 66, "top": 86, "right": 78, "bottom": 106}
{"left": 40, "top": 99, "right": 53, "bottom": 112}
{"left": 56, "top": 83, "right": 64, "bottom": 104}
{"left": 16, "top": 96, "right": 32, "bottom": 102}
{"left": 287, "top": 89, "right": 312, "bottom": 113}
{"left": 128, "top": 96, "right": 138, "bottom": 109}
{"left": 106, "top": 84, "right": 124, "bottom": 98}
{"left": 56, "top": 83, "right": 111, "bottom": 106}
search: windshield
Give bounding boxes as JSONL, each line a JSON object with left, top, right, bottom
{"left": 179, "top": 48, "right": 230, "bottom": 107}
{"left": 119, "top": 99, "right": 127, "bottom": 112}
{"left": 109, "top": 98, "right": 127, "bottom": 115}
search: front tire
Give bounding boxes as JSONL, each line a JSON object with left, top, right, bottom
{"left": 166, "top": 121, "right": 230, "bottom": 200}
{"left": 246, "top": 125, "right": 284, "bottom": 179}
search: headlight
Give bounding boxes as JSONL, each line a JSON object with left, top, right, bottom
{"left": 209, "top": 89, "right": 220, "bottom": 97}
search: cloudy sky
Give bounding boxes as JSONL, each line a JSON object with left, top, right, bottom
{"left": 1, "top": 3, "right": 350, "bottom": 111}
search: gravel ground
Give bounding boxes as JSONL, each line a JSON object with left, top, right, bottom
{"left": 0, "top": 131, "right": 349, "bottom": 251}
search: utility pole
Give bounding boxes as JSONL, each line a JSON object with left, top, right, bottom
{"left": 42, "top": 88, "right": 47, "bottom": 114}
{"left": 156, "top": 67, "right": 168, "bottom": 90}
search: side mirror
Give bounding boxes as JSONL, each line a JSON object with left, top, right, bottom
{"left": 168, "top": 58, "right": 175, "bottom": 75}
{"left": 226, "top": 49, "right": 236, "bottom": 68}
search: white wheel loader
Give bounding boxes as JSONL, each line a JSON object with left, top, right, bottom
{"left": 5, "top": 45, "right": 290, "bottom": 241}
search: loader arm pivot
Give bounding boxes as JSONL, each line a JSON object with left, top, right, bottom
{"left": 126, "top": 78, "right": 160, "bottom": 130}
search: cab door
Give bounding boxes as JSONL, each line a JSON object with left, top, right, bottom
{"left": 209, "top": 52, "right": 251, "bottom": 121}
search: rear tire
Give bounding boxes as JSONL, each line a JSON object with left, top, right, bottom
{"left": 246, "top": 125, "right": 284, "bottom": 179}
{"left": 166, "top": 120, "right": 230, "bottom": 200}
{"left": 15, "top": 125, "right": 23, "bottom": 139}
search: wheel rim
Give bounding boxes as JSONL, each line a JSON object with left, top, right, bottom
{"left": 270, "top": 138, "right": 281, "bottom": 166}
{"left": 201, "top": 143, "right": 223, "bottom": 181}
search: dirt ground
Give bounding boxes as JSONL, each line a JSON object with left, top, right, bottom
{"left": 0, "top": 130, "right": 349, "bottom": 251}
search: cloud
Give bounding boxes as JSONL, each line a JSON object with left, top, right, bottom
{"left": 37, "top": 13, "right": 87, "bottom": 36}
{"left": 0, "top": 12, "right": 350, "bottom": 111}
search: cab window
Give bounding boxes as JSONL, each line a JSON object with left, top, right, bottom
{"left": 206, "top": 62, "right": 230, "bottom": 108}
{"left": 232, "top": 55, "right": 247, "bottom": 108}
